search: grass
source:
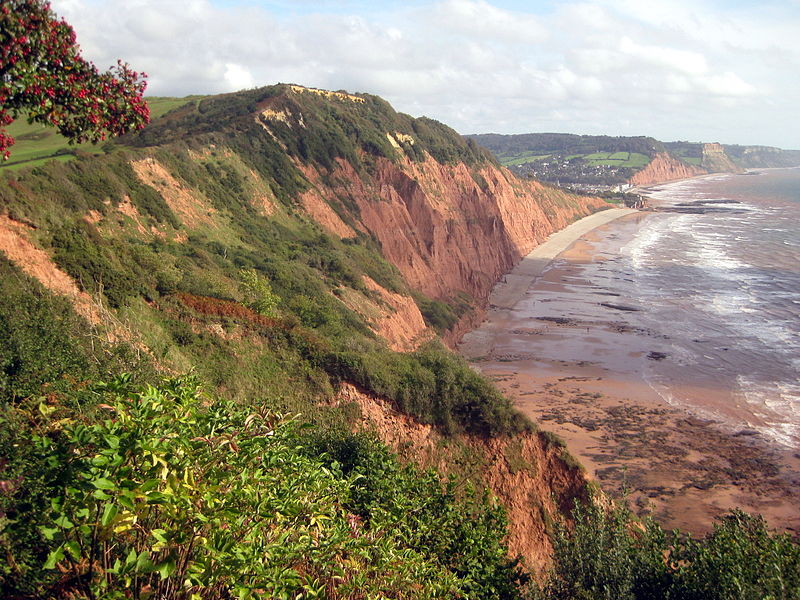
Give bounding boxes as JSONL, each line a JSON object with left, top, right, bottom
{"left": 500, "top": 152, "right": 552, "bottom": 167}
{"left": 0, "top": 96, "right": 204, "bottom": 171}
{"left": 582, "top": 151, "right": 650, "bottom": 168}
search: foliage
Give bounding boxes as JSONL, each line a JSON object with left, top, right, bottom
{"left": 50, "top": 221, "right": 143, "bottom": 307}
{"left": 415, "top": 292, "right": 473, "bottom": 333}
{"left": 0, "top": 375, "right": 528, "bottom": 599}
{"left": 238, "top": 268, "right": 280, "bottom": 317}
{"left": 533, "top": 496, "right": 800, "bottom": 600}
{"left": 674, "top": 510, "right": 800, "bottom": 600}
{"left": 304, "top": 429, "right": 529, "bottom": 599}
{"left": 0, "top": 255, "right": 91, "bottom": 401}
{"left": 0, "top": 255, "right": 153, "bottom": 403}
{"left": 0, "top": 0, "right": 149, "bottom": 160}
{"left": 322, "top": 341, "right": 531, "bottom": 437}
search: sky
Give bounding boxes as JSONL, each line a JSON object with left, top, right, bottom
{"left": 51, "top": 0, "right": 800, "bottom": 148}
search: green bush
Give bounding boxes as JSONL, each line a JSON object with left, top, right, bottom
{"left": 50, "top": 222, "right": 142, "bottom": 308}
{"left": 322, "top": 341, "right": 530, "bottom": 437}
{"left": 0, "top": 375, "right": 528, "bottom": 599}
{"left": 305, "top": 429, "right": 529, "bottom": 599}
{"left": 533, "top": 496, "right": 800, "bottom": 600}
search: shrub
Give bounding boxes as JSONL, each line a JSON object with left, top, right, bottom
{"left": 534, "top": 496, "right": 800, "bottom": 600}
{"left": 0, "top": 375, "right": 528, "bottom": 599}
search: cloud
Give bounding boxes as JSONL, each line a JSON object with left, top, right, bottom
{"left": 429, "top": 0, "right": 548, "bottom": 44}
{"left": 50, "top": 0, "right": 800, "bottom": 148}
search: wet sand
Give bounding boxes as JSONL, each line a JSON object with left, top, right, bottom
{"left": 460, "top": 211, "right": 800, "bottom": 536}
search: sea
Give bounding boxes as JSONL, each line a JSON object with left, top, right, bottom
{"left": 628, "top": 168, "right": 800, "bottom": 450}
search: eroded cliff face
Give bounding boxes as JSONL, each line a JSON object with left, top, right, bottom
{"left": 628, "top": 152, "right": 707, "bottom": 186}
{"left": 334, "top": 383, "right": 589, "bottom": 573}
{"left": 702, "top": 142, "right": 745, "bottom": 173}
{"left": 297, "top": 155, "right": 606, "bottom": 329}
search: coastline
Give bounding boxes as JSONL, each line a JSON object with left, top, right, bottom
{"left": 459, "top": 195, "right": 800, "bottom": 535}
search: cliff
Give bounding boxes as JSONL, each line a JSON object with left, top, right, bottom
{"left": 628, "top": 151, "right": 707, "bottom": 185}
{"left": 0, "top": 84, "right": 605, "bottom": 580}
{"left": 702, "top": 142, "right": 746, "bottom": 173}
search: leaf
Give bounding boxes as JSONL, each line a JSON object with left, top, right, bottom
{"left": 101, "top": 503, "right": 119, "bottom": 527}
{"left": 38, "top": 402, "right": 57, "bottom": 417}
{"left": 53, "top": 514, "right": 74, "bottom": 529}
{"left": 93, "top": 489, "right": 112, "bottom": 501}
{"left": 140, "top": 479, "right": 160, "bottom": 492}
{"left": 91, "top": 454, "right": 110, "bottom": 467}
{"left": 92, "top": 477, "right": 117, "bottom": 490}
{"left": 43, "top": 546, "right": 64, "bottom": 570}
{"left": 119, "top": 491, "right": 136, "bottom": 510}
{"left": 157, "top": 559, "right": 177, "bottom": 579}
{"left": 39, "top": 526, "right": 59, "bottom": 540}
{"left": 151, "top": 529, "right": 168, "bottom": 543}
{"left": 125, "top": 548, "right": 138, "bottom": 566}
{"left": 136, "top": 550, "right": 154, "bottom": 573}
{"left": 64, "top": 540, "right": 82, "bottom": 561}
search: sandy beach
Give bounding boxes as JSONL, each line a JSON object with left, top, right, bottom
{"left": 460, "top": 207, "right": 800, "bottom": 536}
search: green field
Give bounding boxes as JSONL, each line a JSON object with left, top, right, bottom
{"left": 0, "top": 96, "right": 203, "bottom": 170}
{"left": 499, "top": 151, "right": 551, "bottom": 166}
{"left": 582, "top": 151, "right": 650, "bottom": 167}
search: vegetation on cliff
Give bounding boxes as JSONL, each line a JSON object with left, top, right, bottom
{"left": 0, "top": 85, "right": 554, "bottom": 597}
{"left": 0, "top": 375, "right": 527, "bottom": 598}
{"left": 535, "top": 497, "right": 800, "bottom": 600}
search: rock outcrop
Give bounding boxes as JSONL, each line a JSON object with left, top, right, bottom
{"left": 628, "top": 152, "right": 707, "bottom": 186}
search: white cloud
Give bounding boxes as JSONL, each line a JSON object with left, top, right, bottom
{"left": 430, "top": 0, "right": 548, "bottom": 44}
{"left": 224, "top": 63, "right": 255, "bottom": 90}
{"left": 618, "top": 37, "right": 708, "bottom": 76}
{"left": 50, "top": 0, "right": 800, "bottom": 148}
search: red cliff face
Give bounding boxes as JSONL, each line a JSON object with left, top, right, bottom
{"left": 629, "top": 152, "right": 707, "bottom": 186}
{"left": 299, "top": 155, "right": 607, "bottom": 319}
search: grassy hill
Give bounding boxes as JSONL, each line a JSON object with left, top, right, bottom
{"left": 0, "top": 85, "right": 548, "bottom": 598}
{"left": 0, "top": 96, "right": 205, "bottom": 170}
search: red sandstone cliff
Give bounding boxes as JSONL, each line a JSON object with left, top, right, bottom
{"left": 298, "top": 155, "right": 606, "bottom": 329}
{"left": 628, "top": 152, "right": 707, "bottom": 186}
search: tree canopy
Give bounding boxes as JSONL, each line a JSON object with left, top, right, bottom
{"left": 0, "top": 0, "right": 149, "bottom": 159}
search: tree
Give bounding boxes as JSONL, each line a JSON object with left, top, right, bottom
{"left": 239, "top": 268, "right": 280, "bottom": 317}
{"left": 0, "top": 0, "right": 149, "bottom": 160}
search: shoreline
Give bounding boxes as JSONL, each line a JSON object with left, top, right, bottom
{"left": 460, "top": 192, "right": 800, "bottom": 535}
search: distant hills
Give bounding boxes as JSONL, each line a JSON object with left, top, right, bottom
{"left": 468, "top": 133, "right": 800, "bottom": 188}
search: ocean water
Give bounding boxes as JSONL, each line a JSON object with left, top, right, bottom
{"left": 628, "top": 168, "right": 800, "bottom": 448}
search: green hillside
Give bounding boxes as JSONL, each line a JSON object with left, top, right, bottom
{"left": 468, "top": 133, "right": 664, "bottom": 185}
{"left": 0, "top": 85, "right": 533, "bottom": 598}
{"left": 0, "top": 97, "right": 204, "bottom": 170}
